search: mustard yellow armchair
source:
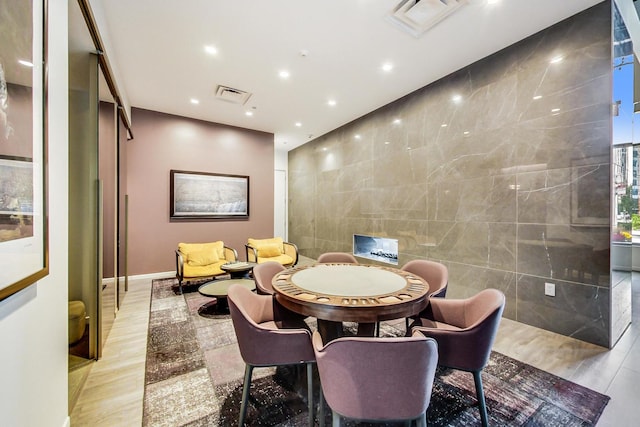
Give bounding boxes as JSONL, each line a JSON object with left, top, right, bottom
{"left": 175, "top": 241, "right": 238, "bottom": 293}
{"left": 245, "top": 237, "right": 298, "bottom": 267}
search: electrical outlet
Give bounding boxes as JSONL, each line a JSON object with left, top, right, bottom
{"left": 545, "top": 282, "right": 556, "bottom": 297}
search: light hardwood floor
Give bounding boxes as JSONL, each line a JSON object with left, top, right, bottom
{"left": 69, "top": 271, "right": 640, "bottom": 426}
{"left": 70, "top": 277, "right": 151, "bottom": 426}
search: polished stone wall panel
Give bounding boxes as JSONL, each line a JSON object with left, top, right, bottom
{"left": 288, "top": 2, "right": 613, "bottom": 346}
{"left": 611, "top": 276, "right": 632, "bottom": 347}
{"left": 517, "top": 168, "right": 572, "bottom": 225}
{"left": 516, "top": 274, "right": 609, "bottom": 347}
{"left": 446, "top": 262, "right": 517, "bottom": 319}
{"left": 428, "top": 174, "right": 517, "bottom": 223}
{"left": 425, "top": 221, "right": 516, "bottom": 271}
{"left": 338, "top": 160, "right": 374, "bottom": 192}
{"left": 517, "top": 223, "right": 610, "bottom": 286}
{"left": 425, "top": 127, "right": 521, "bottom": 183}
{"left": 374, "top": 184, "right": 428, "bottom": 221}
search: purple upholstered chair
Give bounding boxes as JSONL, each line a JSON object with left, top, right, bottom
{"left": 410, "top": 288, "right": 506, "bottom": 427}
{"left": 228, "top": 284, "right": 316, "bottom": 426}
{"left": 252, "top": 261, "right": 286, "bottom": 295}
{"left": 312, "top": 331, "right": 438, "bottom": 427}
{"left": 316, "top": 252, "right": 358, "bottom": 264}
{"left": 401, "top": 259, "right": 449, "bottom": 330}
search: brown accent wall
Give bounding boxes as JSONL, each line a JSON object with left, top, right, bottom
{"left": 126, "top": 108, "right": 274, "bottom": 275}
{"left": 289, "top": 3, "right": 613, "bottom": 346}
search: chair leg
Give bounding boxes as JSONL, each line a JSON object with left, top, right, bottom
{"left": 306, "top": 363, "right": 314, "bottom": 427}
{"left": 332, "top": 411, "right": 341, "bottom": 427}
{"left": 318, "top": 385, "right": 325, "bottom": 427}
{"left": 417, "top": 412, "right": 427, "bottom": 427}
{"left": 238, "top": 364, "right": 253, "bottom": 427}
{"left": 473, "top": 370, "right": 489, "bottom": 427}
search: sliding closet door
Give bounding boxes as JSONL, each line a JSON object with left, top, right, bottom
{"left": 68, "top": 50, "right": 101, "bottom": 359}
{"left": 98, "top": 98, "right": 117, "bottom": 339}
{"left": 117, "top": 114, "right": 128, "bottom": 307}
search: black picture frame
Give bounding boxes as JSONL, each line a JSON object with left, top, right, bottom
{"left": 170, "top": 169, "right": 249, "bottom": 220}
{"left": 0, "top": 0, "right": 49, "bottom": 301}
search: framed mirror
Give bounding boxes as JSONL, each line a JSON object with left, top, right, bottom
{"left": 0, "top": 0, "right": 49, "bottom": 301}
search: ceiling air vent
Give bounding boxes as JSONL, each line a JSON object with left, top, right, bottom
{"left": 214, "top": 85, "right": 252, "bottom": 105}
{"left": 386, "top": 0, "right": 467, "bottom": 38}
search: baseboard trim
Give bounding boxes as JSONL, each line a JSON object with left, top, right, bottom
{"left": 127, "top": 271, "right": 176, "bottom": 282}
{"left": 100, "top": 271, "right": 175, "bottom": 284}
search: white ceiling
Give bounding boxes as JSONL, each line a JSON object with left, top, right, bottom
{"left": 96, "top": 0, "right": 602, "bottom": 151}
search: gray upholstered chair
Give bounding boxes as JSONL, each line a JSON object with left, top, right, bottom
{"left": 312, "top": 330, "right": 439, "bottom": 427}
{"left": 409, "top": 288, "right": 506, "bottom": 427}
{"left": 316, "top": 252, "right": 358, "bottom": 264}
{"left": 401, "top": 259, "right": 449, "bottom": 330}
{"left": 252, "top": 261, "right": 285, "bottom": 295}
{"left": 228, "top": 285, "right": 316, "bottom": 426}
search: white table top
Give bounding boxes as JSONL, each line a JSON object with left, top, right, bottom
{"left": 290, "top": 264, "right": 406, "bottom": 297}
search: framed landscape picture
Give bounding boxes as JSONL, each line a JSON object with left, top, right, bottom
{"left": 170, "top": 170, "right": 249, "bottom": 220}
{"left": 0, "top": 0, "right": 49, "bottom": 301}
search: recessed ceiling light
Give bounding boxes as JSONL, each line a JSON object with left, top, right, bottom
{"left": 295, "top": 122, "right": 302, "bottom": 127}
{"left": 550, "top": 56, "right": 564, "bottom": 64}
{"left": 245, "top": 111, "right": 253, "bottom": 116}
{"left": 384, "top": 141, "right": 391, "bottom": 145}
{"left": 452, "top": 94, "right": 462, "bottom": 103}
{"left": 18, "top": 59, "right": 33, "bottom": 67}
{"left": 327, "top": 99, "right": 337, "bottom": 107}
{"left": 441, "top": 123, "right": 448, "bottom": 127}
{"left": 533, "top": 95, "right": 543, "bottom": 100}
{"left": 551, "top": 108, "right": 560, "bottom": 113}
{"left": 463, "top": 131, "right": 470, "bottom": 135}
{"left": 381, "top": 62, "right": 394, "bottom": 72}
{"left": 354, "top": 134, "right": 361, "bottom": 139}
{"left": 204, "top": 45, "right": 218, "bottom": 55}
{"left": 393, "top": 118, "right": 402, "bottom": 125}
{"left": 322, "top": 147, "right": 328, "bottom": 151}
{"left": 190, "top": 98, "right": 199, "bottom": 104}
{"left": 279, "top": 70, "right": 290, "bottom": 79}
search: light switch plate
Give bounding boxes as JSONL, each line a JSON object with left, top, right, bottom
{"left": 545, "top": 282, "right": 556, "bottom": 297}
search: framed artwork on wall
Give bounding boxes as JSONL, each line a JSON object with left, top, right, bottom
{"left": 0, "top": 0, "right": 49, "bottom": 301}
{"left": 170, "top": 169, "right": 249, "bottom": 220}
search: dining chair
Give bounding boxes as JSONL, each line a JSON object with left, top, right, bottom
{"left": 401, "top": 259, "right": 449, "bottom": 331}
{"left": 316, "top": 252, "right": 358, "bottom": 264}
{"left": 252, "top": 260, "right": 285, "bottom": 295}
{"left": 409, "top": 288, "right": 506, "bottom": 427}
{"left": 312, "top": 330, "right": 439, "bottom": 427}
{"left": 228, "top": 284, "right": 316, "bottom": 426}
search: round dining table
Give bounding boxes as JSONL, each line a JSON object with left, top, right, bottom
{"left": 272, "top": 263, "right": 430, "bottom": 342}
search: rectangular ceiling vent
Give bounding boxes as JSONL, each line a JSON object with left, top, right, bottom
{"left": 386, "top": 0, "right": 467, "bottom": 38}
{"left": 214, "top": 85, "right": 252, "bottom": 105}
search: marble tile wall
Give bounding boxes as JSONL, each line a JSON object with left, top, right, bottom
{"left": 289, "top": 2, "right": 614, "bottom": 347}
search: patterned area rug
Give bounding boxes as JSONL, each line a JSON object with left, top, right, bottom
{"left": 143, "top": 278, "right": 610, "bottom": 426}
